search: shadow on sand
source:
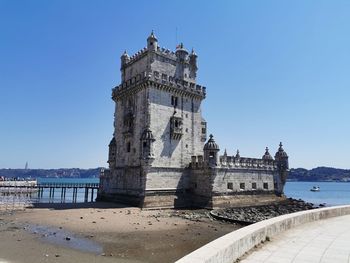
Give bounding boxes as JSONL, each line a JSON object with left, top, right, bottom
{"left": 30, "top": 201, "right": 131, "bottom": 210}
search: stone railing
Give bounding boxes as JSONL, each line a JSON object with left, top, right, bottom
{"left": 176, "top": 205, "right": 350, "bottom": 263}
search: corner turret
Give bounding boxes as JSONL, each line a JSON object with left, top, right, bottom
{"left": 147, "top": 30, "right": 158, "bottom": 51}
{"left": 274, "top": 142, "right": 289, "bottom": 195}
{"left": 108, "top": 137, "right": 116, "bottom": 168}
{"left": 262, "top": 147, "right": 273, "bottom": 160}
{"left": 175, "top": 43, "right": 188, "bottom": 62}
{"left": 140, "top": 126, "right": 155, "bottom": 160}
{"left": 204, "top": 134, "right": 220, "bottom": 167}
{"left": 189, "top": 48, "right": 198, "bottom": 80}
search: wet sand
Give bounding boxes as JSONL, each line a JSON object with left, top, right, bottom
{"left": 0, "top": 202, "right": 240, "bottom": 263}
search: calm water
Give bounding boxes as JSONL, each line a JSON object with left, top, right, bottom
{"left": 285, "top": 181, "right": 350, "bottom": 206}
{"left": 2, "top": 178, "right": 350, "bottom": 207}
{"left": 36, "top": 177, "right": 99, "bottom": 203}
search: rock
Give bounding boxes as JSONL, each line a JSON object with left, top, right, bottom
{"left": 55, "top": 254, "right": 60, "bottom": 257}
{"left": 65, "top": 236, "right": 71, "bottom": 241}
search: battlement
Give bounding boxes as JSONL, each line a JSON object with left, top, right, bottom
{"left": 191, "top": 155, "right": 277, "bottom": 170}
{"left": 112, "top": 70, "right": 206, "bottom": 100}
{"left": 125, "top": 44, "right": 194, "bottom": 68}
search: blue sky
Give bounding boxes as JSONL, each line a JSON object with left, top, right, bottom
{"left": 0, "top": 0, "right": 349, "bottom": 169}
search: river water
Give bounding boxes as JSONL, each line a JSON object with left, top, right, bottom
{"left": 284, "top": 181, "right": 350, "bottom": 206}
{"left": 1, "top": 178, "right": 350, "bottom": 207}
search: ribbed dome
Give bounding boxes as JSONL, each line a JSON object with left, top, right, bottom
{"left": 141, "top": 127, "right": 155, "bottom": 141}
{"left": 262, "top": 147, "right": 273, "bottom": 160}
{"left": 275, "top": 142, "right": 288, "bottom": 159}
{"left": 204, "top": 134, "right": 220, "bottom": 151}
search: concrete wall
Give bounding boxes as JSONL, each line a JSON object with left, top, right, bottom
{"left": 176, "top": 205, "right": 350, "bottom": 263}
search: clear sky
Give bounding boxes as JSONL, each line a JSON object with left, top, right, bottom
{"left": 1, "top": 0, "right": 349, "bottom": 169}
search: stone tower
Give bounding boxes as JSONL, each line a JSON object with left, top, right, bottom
{"left": 98, "top": 32, "right": 289, "bottom": 209}
{"left": 99, "top": 32, "right": 207, "bottom": 207}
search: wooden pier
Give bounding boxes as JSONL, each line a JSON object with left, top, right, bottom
{"left": 0, "top": 182, "right": 99, "bottom": 203}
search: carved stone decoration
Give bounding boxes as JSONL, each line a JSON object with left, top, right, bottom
{"left": 170, "top": 116, "right": 183, "bottom": 140}
{"left": 140, "top": 126, "right": 155, "bottom": 159}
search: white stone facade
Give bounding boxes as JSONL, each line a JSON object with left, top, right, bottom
{"left": 98, "top": 32, "right": 289, "bottom": 208}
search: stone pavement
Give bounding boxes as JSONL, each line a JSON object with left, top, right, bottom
{"left": 240, "top": 214, "right": 350, "bottom": 263}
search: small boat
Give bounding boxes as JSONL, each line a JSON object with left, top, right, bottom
{"left": 310, "top": 186, "right": 320, "bottom": 192}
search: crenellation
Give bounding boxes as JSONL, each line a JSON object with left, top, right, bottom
{"left": 112, "top": 70, "right": 206, "bottom": 101}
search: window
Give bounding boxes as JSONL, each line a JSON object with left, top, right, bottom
{"left": 171, "top": 96, "right": 178, "bottom": 107}
{"left": 127, "top": 142, "right": 131, "bottom": 152}
{"left": 227, "top": 182, "right": 233, "bottom": 190}
{"left": 252, "top": 182, "right": 257, "bottom": 190}
{"left": 202, "top": 128, "right": 206, "bottom": 134}
{"left": 263, "top": 183, "right": 269, "bottom": 190}
{"left": 240, "top": 183, "right": 245, "bottom": 190}
{"left": 162, "top": 73, "right": 167, "bottom": 80}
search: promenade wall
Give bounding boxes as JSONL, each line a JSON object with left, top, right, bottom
{"left": 176, "top": 205, "right": 350, "bottom": 263}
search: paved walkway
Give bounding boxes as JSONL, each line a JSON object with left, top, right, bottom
{"left": 240, "top": 214, "right": 350, "bottom": 263}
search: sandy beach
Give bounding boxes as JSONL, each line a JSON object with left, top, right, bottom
{"left": 0, "top": 202, "right": 240, "bottom": 263}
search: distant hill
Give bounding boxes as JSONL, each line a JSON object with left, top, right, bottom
{"left": 289, "top": 167, "right": 350, "bottom": 182}
{"left": 1, "top": 166, "right": 349, "bottom": 181}
{"left": 0, "top": 168, "right": 103, "bottom": 179}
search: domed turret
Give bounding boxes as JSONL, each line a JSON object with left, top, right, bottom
{"left": 204, "top": 134, "right": 219, "bottom": 151}
{"left": 189, "top": 48, "right": 198, "bottom": 80}
{"left": 204, "top": 134, "right": 220, "bottom": 167}
{"left": 275, "top": 142, "right": 288, "bottom": 160}
{"left": 274, "top": 142, "right": 289, "bottom": 196}
{"left": 141, "top": 126, "right": 155, "bottom": 141}
{"left": 262, "top": 147, "right": 273, "bottom": 160}
{"left": 140, "top": 126, "right": 155, "bottom": 159}
{"left": 147, "top": 30, "right": 158, "bottom": 51}
{"left": 108, "top": 137, "right": 117, "bottom": 167}
{"left": 120, "top": 50, "right": 130, "bottom": 66}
